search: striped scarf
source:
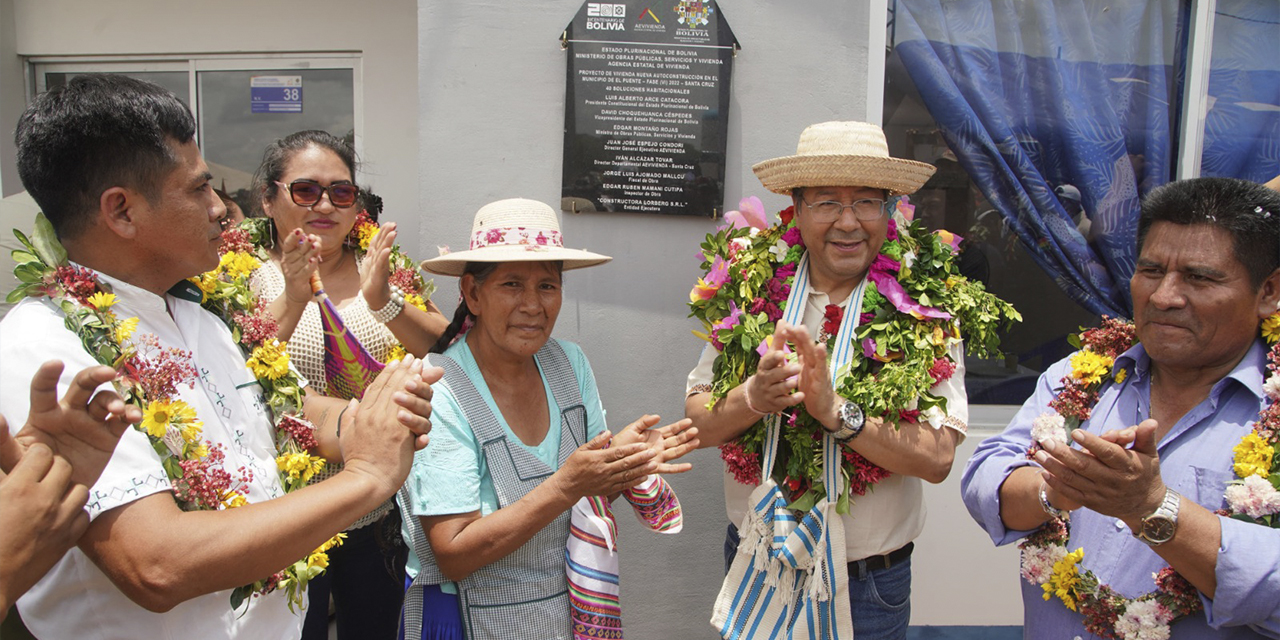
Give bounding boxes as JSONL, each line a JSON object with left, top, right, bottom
{"left": 567, "top": 475, "right": 682, "bottom": 639}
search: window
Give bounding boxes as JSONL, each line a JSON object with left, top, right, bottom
{"left": 878, "top": 0, "right": 1277, "bottom": 407}
{"left": 31, "top": 55, "right": 361, "bottom": 211}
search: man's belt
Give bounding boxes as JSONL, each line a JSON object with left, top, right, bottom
{"left": 848, "top": 541, "right": 914, "bottom": 572}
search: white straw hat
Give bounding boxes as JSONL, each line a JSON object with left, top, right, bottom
{"left": 420, "top": 198, "right": 612, "bottom": 276}
{"left": 752, "top": 121, "right": 937, "bottom": 196}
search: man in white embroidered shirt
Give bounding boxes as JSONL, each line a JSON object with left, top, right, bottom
{"left": 0, "top": 74, "right": 439, "bottom": 639}
{"left": 686, "top": 121, "right": 973, "bottom": 639}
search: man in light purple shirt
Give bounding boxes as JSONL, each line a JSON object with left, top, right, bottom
{"left": 962, "top": 177, "right": 1280, "bottom": 638}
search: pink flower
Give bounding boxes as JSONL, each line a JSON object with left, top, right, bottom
{"left": 894, "top": 196, "right": 916, "bottom": 222}
{"left": 724, "top": 196, "right": 767, "bottom": 230}
{"left": 885, "top": 218, "right": 899, "bottom": 241}
{"left": 928, "top": 357, "right": 957, "bottom": 384}
{"left": 1225, "top": 475, "right": 1280, "bottom": 518}
{"left": 712, "top": 301, "right": 743, "bottom": 333}
{"left": 536, "top": 232, "right": 549, "bottom": 245}
{"left": 484, "top": 228, "right": 505, "bottom": 245}
{"left": 756, "top": 334, "right": 793, "bottom": 358}
{"left": 781, "top": 226, "right": 803, "bottom": 247}
{"left": 774, "top": 262, "right": 798, "bottom": 281}
{"left": 690, "top": 256, "right": 730, "bottom": 302}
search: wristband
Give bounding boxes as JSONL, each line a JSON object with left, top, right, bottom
{"left": 370, "top": 285, "right": 406, "bottom": 323}
{"left": 742, "top": 376, "right": 769, "bottom": 415}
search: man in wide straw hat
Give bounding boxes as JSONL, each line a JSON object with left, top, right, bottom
{"left": 686, "top": 121, "right": 974, "bottom": 638}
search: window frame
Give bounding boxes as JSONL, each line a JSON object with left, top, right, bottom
{"left": 26, "top": 53, "right": 365, "bottom": 160}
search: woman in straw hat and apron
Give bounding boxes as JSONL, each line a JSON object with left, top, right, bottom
{"left": 397, "top": 198, "right": 699, "bottom": 640}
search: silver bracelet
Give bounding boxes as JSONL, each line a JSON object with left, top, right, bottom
{"left": 369, "top": 285, "right": 405, "bottom": 323}
{"left": 1039, "top": 482, "right": 1067, "bottom": 519}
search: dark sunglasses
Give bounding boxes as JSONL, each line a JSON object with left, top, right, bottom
{"left": 276, "top": 179, "right": 360, "bottom": 208}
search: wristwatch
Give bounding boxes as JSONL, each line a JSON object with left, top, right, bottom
{"left": 830, "top": 400, "right": 865, "bottom": 443}
{"left": 1132, "top": 488, "right": 1181, "bottom": 546}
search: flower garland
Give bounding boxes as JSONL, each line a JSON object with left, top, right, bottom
{"left": 225, "top": 211, "right": 436, "bottom": 363}
{"left": 1020, "top": 316, "right": 1280, "bottom": 639}
{"left": 690, "top": 197, "right": 1020, "bottom": 512}
{"left": 9, "top": 213, "right": 342, "bottom": 612}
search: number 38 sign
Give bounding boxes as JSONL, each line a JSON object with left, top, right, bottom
{"left": 251, "top": 75, "right": 303, "bottom": 114}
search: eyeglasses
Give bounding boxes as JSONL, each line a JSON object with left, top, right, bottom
{"left": 276, "top": 179, "right": 360, "bottom": 208}
{"left": 800, "top": 196, "right": 888, "bottom": 223}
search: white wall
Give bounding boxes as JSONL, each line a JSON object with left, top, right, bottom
{"left": 1, "top": 0, "right": 420, "bottom": 241}
{"left": 418, "top": 1, "right": 1023, "bottom": 636}
{"left": 0, "top": 0, "right": 1028, "bottom": 634}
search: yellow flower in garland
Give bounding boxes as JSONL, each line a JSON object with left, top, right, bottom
{"left": 193, "top": 271, "right": 220, "bottom": 298}
{"left": 356, "top": 223, "right": 380, "bottom": 251}
{"left": 386, "top": 344, "right": 407, "bottom": 363}
{"left": 191, "top": 442, "right": 209, "bottom": 459}
{"left": 276, "top": 451, "right": 326, "bottom": 483}
{"left": 307, "top": 551, "right": 331, "bottom": 570}
{"left": 141, "top": 399, "right": 198, "bottom": 438}
{"left": 222, "top": 491, "right": 248, "bottom": 509}
{"left": 114, "top": 316, "right": 140, "bottom": 344}
{"left": 1233, "top": 432, "right": 1274, "bottom": 478}
{"left": 1042, "top": 548, "right": 1085, "bottom": 611}
{"left": 1114, "top": 368, "right": 1127, "bottom": 385}
{"left": 247, "top": 339, "right": 291, "bottom": 380}
{"left": 1069, "top": 350, "right": 1113, "bottom": 386}
{"left": 219, "top": 251, "right": 262, "bottom": 280}
{"left": 180, "top": 421, "right": 203, "bottom": 443}
{"left": 86, "top": 291, "right": 117, "bottom": 310}
{"left": 316, "top": 533, "right": 346, "bottom": 554}
{"left": 1263, "top": 313, "right": 1280, "bottom": 345}
{"left": 405, "top": 293, "right": 428, "bottom": 313}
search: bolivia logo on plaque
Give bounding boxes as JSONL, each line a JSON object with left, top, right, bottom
{"left": 561, "top": 1, "right": 738, "bottom": 216}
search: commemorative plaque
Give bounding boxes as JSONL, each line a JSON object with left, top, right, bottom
{"left": 561, "top": 1, "right": 738, "bottom": 216}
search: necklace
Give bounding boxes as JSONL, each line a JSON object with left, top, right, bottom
{"left": 1020, "top": 317, "right": 1280, "bottom": 639}
{"left": 689, "top": 197, "right": 1020, "bottom": 510}
{"left": 10, "top": 213, "right": 342, "bottom": 612}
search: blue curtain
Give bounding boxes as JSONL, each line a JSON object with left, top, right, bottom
{"left": 1200, "top": 1, "right": 1280, "bottom": 182}
{"left": 894, "top": 0, "right": 1190, "bottom": 318}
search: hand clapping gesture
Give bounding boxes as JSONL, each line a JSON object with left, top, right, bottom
{"left": 358, "top": 220, "right": 399, "bottom": 311}
{"left": 278, "top": 228, "right": 323, "bottom": 305}
{"left": 612, "top": 414, "right": 700, "bottom": 474}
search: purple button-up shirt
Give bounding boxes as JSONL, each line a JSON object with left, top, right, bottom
{"left": 962, "top": 340, "right": 1280, "bottom": 638}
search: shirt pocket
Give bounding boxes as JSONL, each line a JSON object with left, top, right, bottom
{"left": 1184, "top": 465, "right": 1235, "bottom": 511}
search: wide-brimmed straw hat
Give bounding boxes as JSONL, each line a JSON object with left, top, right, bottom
{"left": 420, "top": 198, "right": 611, "bottom": 276}
{"left": 752, "top": 121, "right": 937, "bottom": 196}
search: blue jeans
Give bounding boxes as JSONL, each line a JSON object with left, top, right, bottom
{"left": 724, "top": 523, "right": 912, "bottom": 640}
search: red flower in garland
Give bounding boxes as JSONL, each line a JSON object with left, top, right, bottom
{"left": 822, "top": 304, "right": 843, "bottom": 337}
{"left": 53, "top": 265, "right": 100, "bottom": 304}
{"left": 720, "top": 442, "right": 760, "bottom": 486}
{"left": 218, "top": 227, "right": 253, "bottom": 254}
{"left": 778, "top": 206, "right": 795, "bottom": 226}
{"left": 232, "top": 301, "right": 280, "bottom": 348}
{"left": 842, "top": 449, "right": 892, "bottom": 496}
{"left": 388, "top": 267, "right": 421, "bottom": 295}
{"left": 928, "top": 357, "right": 957, "bottom": 384}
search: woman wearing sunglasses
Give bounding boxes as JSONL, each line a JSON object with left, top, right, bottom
{"left": 249, "top": 130, "right": 449, "bottom": 640}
